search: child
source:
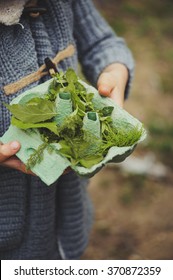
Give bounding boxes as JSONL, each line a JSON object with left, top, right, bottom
{"left": 0, "top": 0, "right": 134, "bottom": 259}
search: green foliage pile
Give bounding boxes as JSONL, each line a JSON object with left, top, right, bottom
{"left": 6, "top": 69, "right": 143, "bottom": 169}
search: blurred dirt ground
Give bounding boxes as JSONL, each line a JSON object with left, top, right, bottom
{"left": 81, "top": 0, "right": 173, "bottom": 260}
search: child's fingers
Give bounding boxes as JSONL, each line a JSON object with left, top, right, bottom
{"left": 2, "top": 156, "right": 22, "bottom": 170}
{"left": 2, "top": 156, "right": 36, "bottom": 175}
{"left": 0, "top": 142, "right": 35, "bottom": 175}
{"left": 0, "top": 141, "right": 20, "bottom": 163}
{"left": 18, "top": 162, "right": 36, "bottom": 175}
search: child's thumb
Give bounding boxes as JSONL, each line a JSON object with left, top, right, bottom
{"left": 0, "top": 141, "right": 20, "bottom": 162}
{"left": 97, "top": 72, "right": 114, "bottom": 97}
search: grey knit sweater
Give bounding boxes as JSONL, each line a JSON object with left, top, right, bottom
{"left": 0, "top": 0, "right": 134, "bottom": 259}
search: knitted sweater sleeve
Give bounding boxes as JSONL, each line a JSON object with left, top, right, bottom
{"left": 72, "top": 0, "right": 134, "bottom": 98}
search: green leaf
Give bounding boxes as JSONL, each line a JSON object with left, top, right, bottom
{"left": 58, "top": 140, "right": 74, "bottom": 159}
{"left": 59, "top": 111, "right": 83, "bottom": 139}
{"left": 66, "top": 68, "right": 78, "bottom": 84}
{"left": 79, "top": 155, "right": 103, "bottom": 168}
{"left": 6, "top": 98, "right": 56, "bottom": 123}
{"left": 100, "top": 106, "right": 114, "bottom": 116}
{"left": 64, "top": 82, "right": 75, "bottom": 94}
{"left": 11, "top": 117, "right": 59, "bottom": 135}
{"left": 85, "top": 92, "right": 94, "bottom": 103}
{"left": 19, "top": 94, "right": 41, "bottom": 105}
{"left": 100, "top": 116, "right": 112, "bottom": 122}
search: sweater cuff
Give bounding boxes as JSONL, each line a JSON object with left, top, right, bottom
{"left": 82, "top": 41, "right": 134, "bottom": 99}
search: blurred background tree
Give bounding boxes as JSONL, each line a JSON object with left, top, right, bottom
{"left": 82, "top": 0, "right": 173, "bottom": 260}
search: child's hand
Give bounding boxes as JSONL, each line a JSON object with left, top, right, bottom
{"left": 97, "top": 63, "right": 129, "bottom": 108}
{"left": 0, "top": 141, "right": 34, "bottom": 175}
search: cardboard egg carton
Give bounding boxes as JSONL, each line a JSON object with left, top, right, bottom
{"left": 1, "top": 79, "right": 146, "bottom": 185}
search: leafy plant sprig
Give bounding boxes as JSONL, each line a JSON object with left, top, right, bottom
{"left": 26, "top": 143, "right": 48, "bottom": 170}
